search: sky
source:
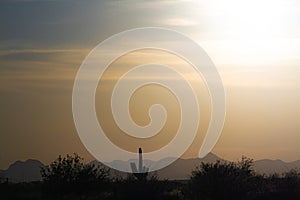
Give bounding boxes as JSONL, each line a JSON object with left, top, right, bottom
{"left": 0, "top": 0, "right": 300, "bottom": 169}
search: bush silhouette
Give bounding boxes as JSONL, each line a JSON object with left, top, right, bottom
{"left": 188, "top": 157, "right": 260, "bottom": 200}
{"left": 112, "top": 174, "right": 174, "bottom": 200}
{"left": 0, "top": 154, "right": 298, "bottom": 200}
{"left": 40, "top": 153, "right": 110, "bottom": 195}
{"left": 262, "top": 169, "right": 300, "bottom": 200}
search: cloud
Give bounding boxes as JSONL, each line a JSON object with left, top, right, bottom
{"left": 0, "top": 48, "right": 89, "bottom": 93}
{"left": 0, "top": 48, "right": 88, "bottom": 66}
{"left": 161, "top": 18, "right": 199, "bottom": 27}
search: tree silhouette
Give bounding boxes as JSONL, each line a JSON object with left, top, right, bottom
{"left": 188, "top": 156, "right": 260, "bottom": 200}
{"left": 1, "top": 154, "right": 299, "bottom": 199}
{"left": 264, "top": 168, "right": 300, "bottom": 200}
{"left": 40, "top": 153, "right": 110, "bottom": 195}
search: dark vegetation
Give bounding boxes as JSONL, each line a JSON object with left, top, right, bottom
{"left": 1, "top": 154, "right": 299, "bottom": 200}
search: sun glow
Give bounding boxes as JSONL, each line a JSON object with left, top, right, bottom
{"left": 205, "top": 0, "right": 292, "bottom": 40}
{"left": 196, "top": 0, "right": 297, "bottom": 67}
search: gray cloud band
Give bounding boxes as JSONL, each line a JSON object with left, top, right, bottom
{"left": 72, "top": 27, "right": 226, "bottom": 173}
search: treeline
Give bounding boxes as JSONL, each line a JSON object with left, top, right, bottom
{"left": 0, "top": 154, "right": 299, "bottom": 200}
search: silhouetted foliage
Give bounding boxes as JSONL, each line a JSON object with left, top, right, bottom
{"left": 40, "top": 153, "right": 110, "bottom": 197}
{"left": 187, "top": 157, "right": 262, "bottom": 200}
{"left": 1, "top": 155, "right": 300, "bottom": 200}
{"left": 260, "top": 168, "right": 300, "bottom": 200}
{"left": 111, "top": 174, "right": 182, "bottom": 200}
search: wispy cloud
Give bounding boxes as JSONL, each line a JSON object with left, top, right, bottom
{"left": 161, "top": 18, "right": 199, "bottom": 27}
{"left": 0, "top": 48, "right": 89, "bottom": 93}
{"left": 0, "top": 48, "right": 88, "bottom": 67}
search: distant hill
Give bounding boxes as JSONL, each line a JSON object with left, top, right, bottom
{"left": 1, "top": 154, "right": 300, "bottom": 182}
{"left": 1, "top": 159, "right": 43, "bottom": 183}
{"left": 156, "top": 153, "right": 223, "bottom": 180}
{"left": 0, "top": 169, "right": 5, "bottom": 182}
{"left": 254, "top": 159, "right": 300, "bottom": 175}
{"left": 157, "top": 155, "right": 300, "bottom": 180}
{"left": 90, "top": 153, "right": 223, "bottom": 180}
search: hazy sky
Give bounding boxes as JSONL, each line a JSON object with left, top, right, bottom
{"left": 1, "top": 0, "right": 300, "bottom": 169}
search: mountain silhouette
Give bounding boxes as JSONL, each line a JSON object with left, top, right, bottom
{"left": 156, "top": 153, "right": 223, "bottom": 180}
{"left": 1, "top": 154, "right": 300, "bottom": 182}
{"left": 1, "top": 159, "right": 43, "bottom": 182}
{"left": 254, "top": 159, "right": 300, "bottom": 175}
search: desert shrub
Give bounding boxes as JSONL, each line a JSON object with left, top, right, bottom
{"left": 188, "top": 157, "right": 260, "bottom": 200}
{"left": 41, "top": 153, "right": 110, "bottom": 196}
